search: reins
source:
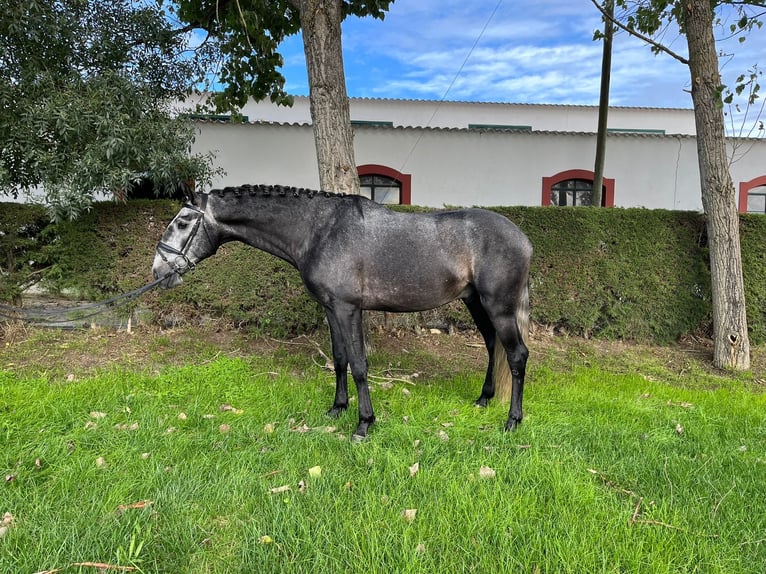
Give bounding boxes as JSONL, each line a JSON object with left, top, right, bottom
{"left": 0, "top": 270, "right": 177, "bottom": 326}
{"left": 0, "top": 197, "right": 211, "bottom": 327}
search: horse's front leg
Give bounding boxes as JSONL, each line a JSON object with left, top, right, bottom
{"left": 324, "top": 310, "right": 349, "bottom": 418}
{"left": 328, "top": 304, "right": 375, "bottom": 440}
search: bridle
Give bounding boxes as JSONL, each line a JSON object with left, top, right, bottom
{"left": 156, "top": 194, "right": 210, "bottom": 277}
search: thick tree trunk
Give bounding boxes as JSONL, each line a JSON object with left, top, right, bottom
{"left": 297, "top": 0, "right": 360, "bottom": 195}
{"left": 683, "top": 0, "right": 750, "bottom": 369}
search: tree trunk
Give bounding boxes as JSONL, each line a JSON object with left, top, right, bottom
{"left": 297, "top": 0, "right": 360, "bottom": 195}
{"left": 683, "top": 0, "right": 750, "bottom": 369}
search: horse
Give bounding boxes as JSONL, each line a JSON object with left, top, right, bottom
{"left": 152, "top": 184, "right": 532, "bottom": 440}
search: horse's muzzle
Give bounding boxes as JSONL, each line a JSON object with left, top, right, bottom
{"left": 152, "top": 254, "right": 184, "bottom": 289}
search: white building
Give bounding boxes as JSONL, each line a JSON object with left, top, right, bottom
{"left": 185, "top": 95, "right": 766, "bottom": 213}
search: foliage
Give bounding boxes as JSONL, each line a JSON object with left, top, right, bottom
{"left": 501, "top": 206, "right": 713, "bottom": 342}
{"left": 1, "top": 346, "right": 766, "bottom": 572}
{"left": 171, "top": 0, "right": 395, "bottom": 113}
{"left": 0, "top": 204, "right": 49, "bottom": 302}
{"left": 5, "top": 201, "right": 766, "bottom": 344}
{"left": 740, "top": 214, "right": 766, "bottom": 343}
{"left": 0, "top": 0, "right": 219, "bottom": 219}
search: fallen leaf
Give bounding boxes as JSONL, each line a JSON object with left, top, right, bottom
{"left": 322, "top": 426, "right": 336, "bottom": 433}
{"left": 441, "top": 422, "right": 454, "bottom": 428}
{"left": 84, "top": 421, "right": 98, "bottom": 430}
{"left": 269, "top": 485, "right": 291, "bottom": 494}
{"left": 220, "top": 404, "right": 243, "bottom": 414}
{"left": 89, "top": 411, "right": 107, "bottom": 419}
{"left": 675, "top": 423, "right": 684, "bottom": 435}
{"left": 117, "top": 500, "right": 154, "bottom": 513}
{"left": 438, "top": 430, "right": 450, "bottom": 442}
{"left": 479, "top": 466, "right": 497, "bottom": 479}
{"left": 66, "top": 374, "right": 75, "bottom": 382}
{"left": 668, "top": 400, "right": 694, "bottom": 408}
{"left": 165, "top": 427, "right": 177, "bottom": 434}
{"left": 401, "top": 508, "right": 418, "bottom": 523}
{"left": 95, "top": 457, "right": 106, "bottom": 468}
{"left": 308, "top": 465, "right": 322, "bottom": 478}
{"left": 298, "top": 480, "right": 307, "bottom": 493}
{"left": 219, "top": 424, "right": 231, "bottom": 433}
{"left": 0, "top": 527, "right": 8, "bottom": 539}
{"left": 258, "top": 535, "right": 273, "bottom": 544}
{"left": 409, "top": 462, "right": 420, "bottom": 477}
{"left": 140, "top": 453, "right": 151, "bottom": 460}
{"left": 1, "top": 513, "right": 13, "bottom": 527}
{"left": 263, "top": 423, "right": 275, "bottom": 434}
{"left": 177, "top": 412, "right": 187, "bottom": 420}
{"left": 402, "top": 388, "right": 411, "bottom": 397}
{"left": 415, "top": 543, "right": 426, "bottom": 554}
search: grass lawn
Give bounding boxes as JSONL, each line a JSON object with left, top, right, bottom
{"left": 1, "top": 327, "right": 765, "bottom": 573}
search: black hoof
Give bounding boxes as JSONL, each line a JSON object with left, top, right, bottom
{"left": 326, "top": 406, "right": 347, "bottom": 418}
{"left": 474, "top": 397, "right": 490, "bottom": 408}
{"left": 504, "top": 419, "right": 520, "bottom": 432}
{"left": 352, "top": 418, "right": 375, "bottom": 441}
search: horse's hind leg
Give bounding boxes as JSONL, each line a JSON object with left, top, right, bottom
{"left": 324, "top": 310, "right": 349, "bottom": 418}
{"left": 491, "top": 312, "right": 529, "bottom": 431}
{"left": 463, "top": 294, "right": 497, "bottom": 407}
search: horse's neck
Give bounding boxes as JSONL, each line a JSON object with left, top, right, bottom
{"left": 212, "top": 194, "right": 331, "bottom": 267}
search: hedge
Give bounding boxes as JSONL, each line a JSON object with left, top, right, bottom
{"left": 2, "top": 200, "right": 765, "bottom": 344}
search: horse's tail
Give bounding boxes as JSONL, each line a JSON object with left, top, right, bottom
{"left": 492, "top": 278, "right": 530, "bottom": 403}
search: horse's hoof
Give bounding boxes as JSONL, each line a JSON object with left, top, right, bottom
{"left": 326, "top": 406, "right": 346, "bottom": 419}
{"left": 474, "top": 397, "right": 489, "bottom": 408}
{"left": 504, "top": 419, "right": 520, "bottom": 432}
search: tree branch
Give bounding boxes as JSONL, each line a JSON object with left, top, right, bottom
{"left": 589, "top": 0, "right": 690, "bottom": 65}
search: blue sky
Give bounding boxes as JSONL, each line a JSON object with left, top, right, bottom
{"left": 275, "top": 0, "right": 766, "bottom": 124}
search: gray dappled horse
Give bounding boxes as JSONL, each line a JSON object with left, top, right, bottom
{"left": 152, "top": 185, "right": 532, "bottom": 440}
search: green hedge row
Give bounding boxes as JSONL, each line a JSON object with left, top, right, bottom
{"left": 2, "top": 200, "right": 765, "bottom": 343}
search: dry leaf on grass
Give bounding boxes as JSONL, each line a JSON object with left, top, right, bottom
{"left": 479, "top": 466, "right": 497, "bottom": 479}
{"left": 269, "top": 485, "right": 291, "bottom": 494}
{"left": 401, "top": 508, "right": 417, "bottom": 523}
{"left": 116, "top": 500, "right": 154, "bottom": 514}
{"left": 308, "top": 466, "right": 322, "bottom": 478}
{"left": 409, "top": 462, "right": 420, "bottom": 477}
{"left": 219, "top": 404, "right": 243, "bottom": 414}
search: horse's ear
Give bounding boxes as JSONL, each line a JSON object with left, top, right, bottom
{"left": 179, "top": 179, "right": 197, "bottom": 205}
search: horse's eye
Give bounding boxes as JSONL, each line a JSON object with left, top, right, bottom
{"left": 177, "top": 222, "right": 188, "bottom": 230}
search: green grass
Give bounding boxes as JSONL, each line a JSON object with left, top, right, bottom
{"left": 1, "top": 348, "right": 766, "bottom": 573}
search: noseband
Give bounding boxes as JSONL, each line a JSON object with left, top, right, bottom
{"left": 156, "top": 194, "right": 209, "bottom": 276}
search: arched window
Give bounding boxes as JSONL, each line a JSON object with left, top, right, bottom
{"left": 357, "top": 164, "right": 412, "bottom": 205}
{"left": 542, "top": 169, "right": 615, "bottom": 207}
{"left": 739, "top": 175, "right": 766, "bottom": 214}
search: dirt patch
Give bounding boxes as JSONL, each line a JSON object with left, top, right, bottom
{"left": 1, "top": 319, "right": 763, "bottom": 386}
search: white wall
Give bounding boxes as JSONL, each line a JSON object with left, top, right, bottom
{"left": 182, "top": 94, "right": 698, "bottom": 135}
{"left": 192, "top": 119, "right": 766, "bottom": 212}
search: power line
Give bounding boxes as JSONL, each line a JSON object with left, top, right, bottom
{"left": 399, "top": 0, "right": 505, "bottom": 173}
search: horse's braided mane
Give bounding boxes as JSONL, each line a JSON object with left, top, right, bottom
{"left": 210, "top": 184, "right": 345, "bottom": 200}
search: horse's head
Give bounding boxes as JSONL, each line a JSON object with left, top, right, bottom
{"left": 152, "top": 192, "right": 216, "bottom": 289}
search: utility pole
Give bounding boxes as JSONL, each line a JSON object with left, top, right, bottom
{"left": 593, "top": 0, "right": 614, "bottom": 207}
